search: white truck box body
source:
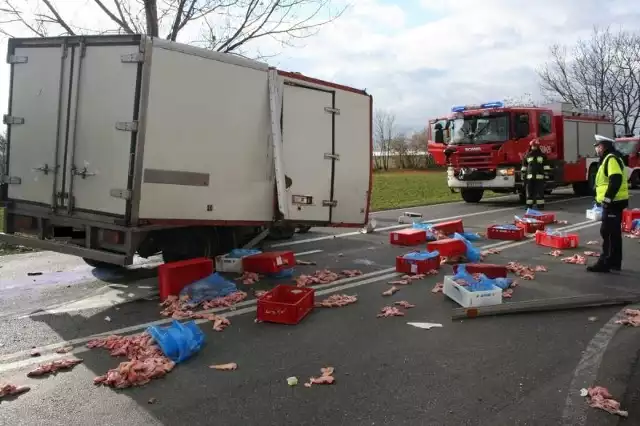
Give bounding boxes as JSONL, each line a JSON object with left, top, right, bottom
{"left": 3, "top": 35, "right": 372, "bottom": 227}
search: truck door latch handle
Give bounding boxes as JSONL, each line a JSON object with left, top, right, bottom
{"left": 72, "top": 166, "right": 96, "bottom": 179}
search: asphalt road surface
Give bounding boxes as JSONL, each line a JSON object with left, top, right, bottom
{"left": 1, "top": 190, "right": 639, "bottom": 426}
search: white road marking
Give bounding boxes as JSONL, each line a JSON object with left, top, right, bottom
{"left": 270, "top": 196, "right": 590, "bottom": 247}
{"left": 294, "top": 249, "right": 323, "bottom": 256}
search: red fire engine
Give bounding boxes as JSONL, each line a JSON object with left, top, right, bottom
{"left": 427, "top": 101, "right": 615, "bottom": 203}
{"left": 614, "top": 136, "right": 640, "bottom": 189}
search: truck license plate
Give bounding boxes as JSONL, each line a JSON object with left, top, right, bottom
{"left": 466, "top": 182, "right": 483, "bottom": 188}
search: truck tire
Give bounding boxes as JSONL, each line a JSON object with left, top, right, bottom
{"left": 631, "top": 170, "right": 639, "bottom": 189}
{"left": 83, "top": 258, "right": 122, "bottom": 270}
{"left": 161, "top": 228, "right": 217, "bottom": 263}
{"left": 267, "top": 224, "right": 296, "bottom": 240}
{"left": 460, "top": 188, "right": 484, "bottom": 203}
{"left": 297, "top": 225, "right": 312, "bottom": 234}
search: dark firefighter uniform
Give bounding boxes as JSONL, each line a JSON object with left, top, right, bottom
{"left": 587, "top": 135, "right": 629, "bottom": 273}
{"left": 521, "top": 140, "right": 551, "bottom": 209}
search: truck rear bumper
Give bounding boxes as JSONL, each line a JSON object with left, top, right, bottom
{"left": 447, "top": 171, "right": 516, "bottom": 189}
{"left": 0, "top": 232, "right": 129, "bottom": 265}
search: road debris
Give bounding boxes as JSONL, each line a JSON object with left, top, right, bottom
{"left": 432, "top": 282, "right": 444, "bottom": 293}
{"left": 87, "top": 333, "right": 175, "bottom": 389}
{"left": 382, "top": 286, "right": 399, "bottom": 297}
{"left": 555, "top": 220, "right": 569, "bottom": 225}
{"left": 547, "top": 250, "right": 563, "bottom": 257}
{"left": 394, "top": 300, "right": 415, "bottom": 309}
{"left": 287, "top": 376, "right": 299, "bottom": 386}
{"left": 304, "top": 367, "right": 335, "bottom": 387}
{"left": 236, "top": 272, "right": 260, "bottom": 285}
{"left": 583, "top": 386, "right": 628, "bottom": 417}
{"left": 295, "top": 269, "right": 362, "bottom": 287}
{"left": 615, "top": 309, "right": 640, "bottom": 327}
{"left": 534, "top": 265, "right": 547, "bottom": 272}
{"left": 148, "top": 398, "right": 157, "bottom": 404}
{"left": 160, "top": 292, "right": 248, "bottom": 324}
{"left": 377, "top": 306, "right": 405, "bottom": 317}
{"left": 586, "top": 240, "right": 599, "bottom": 245}
{"left": 209, "top": 362, "right": 238, "bottom": 371}
{"left": 27, "top": 359, "right": 83, "bottom": 377}
{"left": 389, "top": 272, "right": 436, "bottom": 286}
{"left": 481, "top": 248, "right": 502, "bottom": 256}
{"left": 588, "top": 316, "right": 598, "bottom": 322}
{"left": 0, "top": 383, "right": 30, "bottom": 400}
{"left": 195, "top": 313, "right": 231, "bottom": 331}
{"left": 407, "top": 322, "right": 443, "bottom": 330}
{"left": 30, "top": 348, "right": 41, "bottom": 357}
{"left": 104, "top": 316, "right": 112, "bottom": 322}
{"left": 254, "top": 290, "right": 267, "bottom": 298}
{"left": 583, "top": 251, "right": 600, "bottom": 257}
{"left": 506, "top": 262, "right": 537, "bottom": 280}
{"left": 624, "top": 229, "right": 640, "bottom": 239}
{"left": 502, "top": 288, "right": 514, "bottom": 299}
{"left": 315, "top": 294, "right": 358, "bottom": 308}
{"left": 561, "top": 254, "right": 587, "bottom": 265}
{"left": 27, "top": 272, "right": 43, "bottom": 276}
{"left": 296, "top": 259, "right": 316, "bottom": 266}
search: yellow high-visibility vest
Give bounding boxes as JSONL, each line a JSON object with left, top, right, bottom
{"left": 595, "top": 153, "right": 629, "bottom": 203}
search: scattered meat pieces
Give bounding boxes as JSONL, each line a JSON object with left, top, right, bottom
{"left": 0, "top": 383, "right": 30, "bottom": 399}
{"left": 502, "top": 288, "right": 514, "bottom": 299}
{"left": 431, "top": 282, "right": 444, "bottom": 293}
{"left": 296, "top": 259, "right": 316, "bottom": 266}
{"left": 441, "top": 255, "right": 467, "bottom": 264}
{"left": 482, "top": 248, "right": 502, "bottom": 255}
{"left": 382, "top": 286, "right": 399, "bottom": 297}
{"left": 534, "top": 265, "right": 547, "bottom": 272}
{"left": 377, "top": 306, "right": 405, "bottom": 317}
{"left": 615, "top": 309, "right": 640, "bottom": 327}
{"left": 236, "top": 272, "right": 260, "bottom": 285}
{"left": 295, "top": 269, "right": 361, "bottom": 287}
{"left": 394, "top": 301, "right": 415, "bottom": 309}
{"left": 561, "top": 254, "right": 587, "bottom": 265}
{"left": 583, "top": 251, "right": 600, "bottom": 257}
{"left": 159, "top": 291, "right": 247, "bottom": 329}
{"left": 586, "top": 386, "right": 628, "bottom": 417}
{"left": 389, "top": 273, "right": 431, "bottom": 285}
{"left": 305, "top": 367, "right": 335, "bottom": 387}
{"left": 586, "top": 240, "right": 599, "bottom": 245}
{"left": 55, "top": 346, "right": 74, "bottom": 354}
{"left": 624, "top": 229, "right": 640, "bottom": 239}
{"left": 315, "top": 294, "right": 358, "bottom": 308}
{"left": 87, "top": 332, "right": 175, "bottom": 389}
{"left": 27, "top": 359, "right": 83, "bottom": 377}
{"left": 194, "top": 313, "right": 231, "bottom": 331}
{"left": 547, "top": 250, "right": 563, "bottom": 257}
{"left": 341, "top": 270, "right": 363, "bottom": 277}
{"left": 254, "top": 290, "right": 268, "bottom": 298}
{"left": 209, "top": 362, "right": 238, "bottom": 371}
{"left": 507, "top": 262, "right": 536, "bottom": 280}
{"left": 555, "top": 220, "right": 569, "bottom": 225}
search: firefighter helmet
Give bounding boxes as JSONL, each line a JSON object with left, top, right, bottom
{"left": 529, "top": 139, "right": 540, "bottom": 148}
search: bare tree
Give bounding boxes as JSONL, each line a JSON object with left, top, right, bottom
{"left": 373, "top": 109, "right": 396, "bottom": 171}
{"left": 537, "top": 26, "right": 640, "bottom": 135}
{"left": 0, "top": 0, "right": 345, "bottom": 59}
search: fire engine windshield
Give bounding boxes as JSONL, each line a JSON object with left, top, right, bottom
{"left": 614, "top": 140, "right": 638, "bottom": 156}
{"left": 450, "top": 114, "right": 509, "bottom": 145}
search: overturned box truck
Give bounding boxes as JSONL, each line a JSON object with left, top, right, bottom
{"left": 427, "top": 101, "right": 615, "bottom": 203}
{"left": 0, "top": 35, "right": 372, "bottom": 267}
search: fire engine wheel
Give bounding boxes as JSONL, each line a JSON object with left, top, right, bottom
{"left": 460, "top": 188, "right": 484, "bottom": 203}
{"left": 631, "top": 171, "right": 640, "bottom": 189}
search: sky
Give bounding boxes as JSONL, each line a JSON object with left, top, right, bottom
{"left": 1, "top": 0, "right": 640, "bottom": 134}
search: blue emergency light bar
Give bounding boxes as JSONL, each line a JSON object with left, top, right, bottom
{"left": 450, "top": 101, "right": 504, "bottom": 113}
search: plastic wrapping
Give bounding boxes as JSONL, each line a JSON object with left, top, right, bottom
{"left": 452, "top": 232, "right": 482, "bottom": 262}
{"left": 492, "top": 224, "right": 520, "bottom": 231}
{"left": 452, "top": 265, "right": 496, "bottom": 292}
{"left": 632, "top": 219, "right": 640, "bottom": 230}
{"left": 147, "top": 320, "right": 205, "bottom": 363}
{"left": 459, "top": 232, "right": 482, "bottom": 241}
{"left": 179, "top": 272, "right": 238, "bottom": 305}
{"left": 514, "top": 215, "right": 541, "bottom": 224}
{"left": 228, "top": 248, "right": 262, "bottom": 258}
{"left": 525, "top": 208, "right": 543, "bottom": 216}
{"left": 412, "top": 222, "right": 437, "bottom": 240}
{"left": 403, "top": 250, "right": 440, "bottom": 261}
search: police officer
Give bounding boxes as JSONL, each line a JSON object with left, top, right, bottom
{"left": 521, "top": 139, "right": 551, "bottom": 209}
{"left": 587, "top": 134, "right": 629, "bottom": 273}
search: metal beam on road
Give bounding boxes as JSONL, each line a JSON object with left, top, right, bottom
{"left": 452, "top": 294, "right": 640, "bottom": 320}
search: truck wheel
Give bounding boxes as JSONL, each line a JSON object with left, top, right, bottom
{"left": 460, "top": 188, "right": 484, "bottom": 203}
{"left": 160, "top": 228, "right": 217, "bottom": 263}
{"left": 267, "top": 224, "right": 296, "bottom": 240}
{"left": 631, "top": 171, "right": 640, "bottom": 189}
{"left": 297, "top": 225, "right": 312, "bottom": 234}
{"left": 82, "top": 258, "right": 122, "bottom": 270}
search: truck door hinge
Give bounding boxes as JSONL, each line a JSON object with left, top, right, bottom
{"left": 0, "top": 175, "right": 21, "bottom": 185}
{"left": 324, "top": 107, "right": 340, "bottom": 115}
{"left": 115, "top": 121, "right": 138, "bottom": 132}
{"left": 324, "top": 153, "right": 340, "bottom": 161}
{"left": 110, "top": 189, "right": 132, "bottom": 200}
{"left": 322, "top": 200, "right": 338, "bottom": 207}
{"left": 7, "top": 55, "right": 28, "bottom": 64}
{"left": 3, "top": 115, "right": 24, "bottom": 125}
{"left": 71, "top": 166, "right": 96, "bottom": 179}
{"left": 121, "top": 53, "right": 144, "bottom": 63}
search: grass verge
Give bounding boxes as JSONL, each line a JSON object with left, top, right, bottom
{"left": 370, "top": 170, "right": 500, "bottom": 211}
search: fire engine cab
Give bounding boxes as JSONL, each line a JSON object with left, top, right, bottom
{"left": 427, "top": 101, "right": 615, "bottom": 203}
{"left": 614, "top": 136, "right": 640, "bottom": 189}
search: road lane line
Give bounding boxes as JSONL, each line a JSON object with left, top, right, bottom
{"left": 269, "top": 196, "right": 591, "bottom": 247}
{"left": 295, "top": 249, "right": 323, "bottom": 256}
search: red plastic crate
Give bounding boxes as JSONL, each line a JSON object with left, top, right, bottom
{"left": 486, "top": 225, "right": 526, "bottom": 241}
{"left": 515, "top": 219, "right": 545, "bottom": 234}
{"left": 256, "top": 285, "right": 315, "bottom": 324}
{"left": 622, "top": 209, "right": 640, "bottom": 232}
{"left": 432, "top": 219, "right": 464, "bottom": 236}
{"left": 389, "top": 228, "right": 427, "bottom": 246}
{"left": 535, "top": 231, "right": 579, "bottom": 249}
{"left": 426, "top": 238, "right": 467, "bottom": 258}
{"left": 158, "top": 257, "right": 214, "bottom": 301}
{"left": 242, "top": 251, "right": 295, "bottom": 274}
{"left": 453, "top": 263, "right": 508, "bottom": 279}
{"left": 524, "top": 212, "right": 556, "bottom": 224}
{"left": 395, "top": 253, "right": 441, "bottom": 275}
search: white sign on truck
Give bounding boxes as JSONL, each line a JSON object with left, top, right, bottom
{"left": 0, "top": 35, "right": 373, "bottom": 267}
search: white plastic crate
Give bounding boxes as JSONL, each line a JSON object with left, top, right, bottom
{"left": 215, "top": 254, "right": 243, "bottom": 273}
{"left": 443, "top": 275, "right": 502, "bottom": 308}
{"left": 586, "top": 209, "right": 602, "bottom": 221}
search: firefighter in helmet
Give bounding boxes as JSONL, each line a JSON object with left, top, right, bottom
{"left": 587, "top": 134, "right": 629, "bottom": 273}
{"left": 521, "top": 139, "right": 551, "bottom": 209}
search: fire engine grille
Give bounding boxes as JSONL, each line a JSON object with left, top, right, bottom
{"left": 454, "top": 152, "right": 493, "bottom": 168}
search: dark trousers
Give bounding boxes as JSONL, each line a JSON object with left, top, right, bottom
{"left": 598, "top": 202, "right": 627, "bottom": 268}
{"left": 526, "top": 179, "right": 545, "bottom": 207}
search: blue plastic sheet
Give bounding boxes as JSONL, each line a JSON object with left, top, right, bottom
{"left": 403, "top": 250, "right": 440, "bottom": 261}
{"left": 227, "top": 248, "right": 261, "bottom": 258}
{"left": 452, "top": 265, "right": 496, "bottom": 292}
{"left": 147, "top": 320, "right": 205, "bottom": 363}
{"left": 459, "top": 232, "right": 482, "bottom": 241}
{"left": 452, "top": 232, "right": 482, "bottom": 262}
{"left": 179, "top": 272, "right": 237, "bottom": 305}
{"left": 632, "top": 219, "right": 640, "bottom": 230}
{"left": 493, "top": 277, "right": 514, "bottom": 290}
{"left": 514, "top": 215, "right": 540, "bottom": 224}
{"left": 270, "top": 268, "right": 295, "bottom": 278}
{"left": 525, "top": 208, "right": 543, "bottom": 216}
{"left": 412, "top": 222, "right": 437, "bottom": 240}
